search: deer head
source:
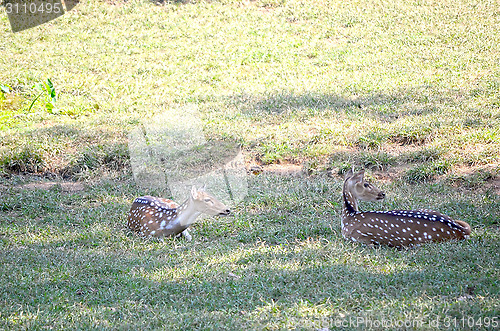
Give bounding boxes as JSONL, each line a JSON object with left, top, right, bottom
{"left": 344, "top": 169, "right": 386, "bottom": 203}
{"left": 190, "top": 185, "right": 231, "bottom": 216}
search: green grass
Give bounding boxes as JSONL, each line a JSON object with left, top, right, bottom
{"left": 1, "top": 174, "right": 498, "bottom": 329}
{"left": 1, "top": 0, "right": 499, "bottom": 329}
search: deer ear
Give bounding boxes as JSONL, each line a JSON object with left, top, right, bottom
{"left": 345, "top": 166, "right": 361, "bottom": 179}
{"left": 191, "top": 185, "right": 199, "bottom": 200}
{"left": 352, "top": 169, "right": 365, "bottom": 181}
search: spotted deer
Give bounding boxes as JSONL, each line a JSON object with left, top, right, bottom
{"left": 342, "top": 169, "right": 471, "bottom": 247}
{"left": 128, "top": 186, "right": 230, "bottom": 241}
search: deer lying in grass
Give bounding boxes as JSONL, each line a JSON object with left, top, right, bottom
{"left": 342, "top": 169, "right": 471, "bottom": 248}
{"left": 128, "top": 186, "right": 230, "bottom": 241}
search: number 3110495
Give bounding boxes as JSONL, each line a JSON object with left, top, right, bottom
{"left": 5, "top": 2, "right": 63, "bottom": 14}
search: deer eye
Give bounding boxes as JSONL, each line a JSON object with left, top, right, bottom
{"left": 364, "top": 183, "right": 370, "bottom": 188}
{"left": 204, "top": 198, "right": 212, "bottom": 203}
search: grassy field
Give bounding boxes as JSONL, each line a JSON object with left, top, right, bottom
{"left": 1, "top": 0, "right": 499, "bottom": 329}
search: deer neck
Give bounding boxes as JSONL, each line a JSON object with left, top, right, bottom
{"left": 176, "top": 198, "right": 202, "bottom": 227}
{"left": 342, "top": 182, "right": 359, "bottom": 218}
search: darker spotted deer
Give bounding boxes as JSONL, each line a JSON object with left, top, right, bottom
{"left": 341, "top": 169, "right": 471, "bottom": 247}
{"left": 128, "top": 186, "right": 230, "bottom": 241}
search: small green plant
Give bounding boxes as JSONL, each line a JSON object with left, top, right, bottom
{"left": 28, "top": 78, "right": 57, "bottom": 113}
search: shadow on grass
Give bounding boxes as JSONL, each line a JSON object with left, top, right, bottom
{"left": 1, "top": 120, "right": 246, "bottom": 185}
{"left": 216, "top": 85, "right": 499, "bottom": 169}
{"left": 1, "top": 233, "right": 498, "bottom": 329}
{"left": 2, "top": 84, "right": 498, "bottom": 179}
{"left": 0, "top": 124, "right": 130, "bottom": 178}
{"left": 231, "top": 85, "right": 467, "bottom": 119}
{"left": 0, "top": 174, "right": 499, "bottom": 329}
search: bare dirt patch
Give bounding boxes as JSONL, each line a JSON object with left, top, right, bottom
{"left": 248, "top": 163, "right": 303, "bottom": 176}
{"left": 450, "top": 165, "right": 500, "bottom": 193}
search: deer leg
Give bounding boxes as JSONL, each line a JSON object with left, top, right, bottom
{"left": 181, "top": 229, "right": 192, "bottom": 242}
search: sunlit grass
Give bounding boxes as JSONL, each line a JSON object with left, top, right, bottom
{"left": 1, "top": 0, "right": 499, "bottom": 176}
